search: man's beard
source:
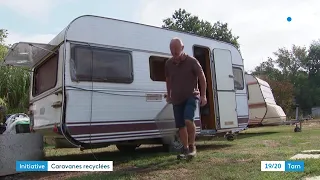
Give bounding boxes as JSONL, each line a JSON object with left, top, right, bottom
{"left": 173, "top": 52, "right": 185, "bottom": 61}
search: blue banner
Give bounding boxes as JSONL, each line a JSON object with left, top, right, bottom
{"left": 16, "top": 161, "right": 48, "bottom": 171}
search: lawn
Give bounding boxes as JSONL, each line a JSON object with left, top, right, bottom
{"left": 11, "top": 120, "right": 320, "bottom": 180}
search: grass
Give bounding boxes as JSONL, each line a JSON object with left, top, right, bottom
{"left": 11, "top": 120, "right": 320, "bottom": 180}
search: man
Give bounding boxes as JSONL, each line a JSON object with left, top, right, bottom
{"left": 165, "top": 37, "right": 207, "bottom": 159}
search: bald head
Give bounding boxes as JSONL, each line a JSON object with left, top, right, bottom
{"left": 170, "top": 37, "right": 184, "bottom": 60}
{"left": 170, "top": 37, "right": 184, "bottom": 46}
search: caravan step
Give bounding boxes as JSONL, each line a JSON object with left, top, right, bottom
{"left": 200, "top": 130, "right": 217, "bottom": 135}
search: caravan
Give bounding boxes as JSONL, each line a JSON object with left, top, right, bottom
{"left": 245, "top": 74, "right": 286, "bottom": 126}
{"left": 3, "top": 15, "right": 249, "bottom": 152}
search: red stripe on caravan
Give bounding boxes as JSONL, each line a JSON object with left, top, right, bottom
{"left": 248, "top": 118, "right": 263, "bottom": 125}
{"left": 248, "top": 103, "right": 266, "bottom": 108}
{"left": 238, "top": 117, "right": 249, "bottom": 124}
{"left": 247, "top": 82, "right": 258, "bottom": 85}
{"left": 67, "top": 117, "right": 249, "bottom": 135}
{"left": 67, "top": 120, "right": 202, "bottom": 135}
{"left": 75, "top": 133, "right": 173, "bottom": 142}
{"left": 74, "top": 130, "right": 180, "bottom": 139}
{"left": 66, "top": 120, "right": 147, "bottom": 125}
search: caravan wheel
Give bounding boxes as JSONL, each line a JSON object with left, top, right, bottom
{"left": 162, "top": 133, "right": 183, "bottom": 153}
{"left": 163, "top": 141, "right": 183, "bottom": 153}
{"left": 225, "top": 134, "right": 235, "bottom": 141}
{"left": 116, "top": 144, "right": 139, "bottom": 153}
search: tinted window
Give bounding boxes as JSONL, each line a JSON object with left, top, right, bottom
{"left": 33, "top": 53, "right": 58, "bottom": 96}
{"left": 149, "top": 56, "right": 169, "bottom": 81}
{"left": 71, "top": 45, "right": 133, "bottom": 83}
{"left": 233, "top": 67, "right": 244, "bottom": 90}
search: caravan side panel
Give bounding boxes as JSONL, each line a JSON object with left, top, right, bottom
{"left": 61, "top": 16, "right": 248, "bottom": 143}
{"left": 246, "top": 74, "right": 267, "bottom": 125}
{"left": 63, "top": 44, "right": 200, "bottom": 144}
{"left": 246, "top": 75, "right": 286, "bottom": 126}
{"left": 257, "top": 79, "right": 286, "bottom": 125}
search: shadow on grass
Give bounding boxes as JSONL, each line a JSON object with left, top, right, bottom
{"left": 236, "top": 132, "right": 279, "bottom": 139}
{"left": 196, "top": 143, "right": 232, "bottom": 151}
{"left": 45, "top": 143, "right": 232, "bottom": 163}
{"left": 45, "top": 146, "right": 168, "bottom": 163}
{"left": 67, "top": 143, "right": 233, "bottom": 180}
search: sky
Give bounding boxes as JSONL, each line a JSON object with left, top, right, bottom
{"left": 0, "top": 0, "right": 319, "bottom": 71}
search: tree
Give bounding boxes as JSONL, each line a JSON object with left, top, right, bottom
{"left": 306, "top": 40, "right": 320, "bottom": 107}
{"left": 251, "top": 58, "right": 283, "bottom": 81}
{"left": 307, "top": 40, "right": 320, "bottom": 83}
{"left": 0, "top": 29, "right": 8, "bottom": 61}
{"left": 273, "top": 45, "right": 308, "bottom": 84}
{"left": 0, "top": 29, "right": 30, "bottom": 114}
{"left": 252, "top": 42, "right": 320, "bottom": 116}
{"left": 162, "top": 9, "right": 240, "bottom": 49}
{"left": 262, "top": 77, "right": 294, "bottom": 116}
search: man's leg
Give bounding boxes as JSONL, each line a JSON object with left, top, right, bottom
{"left": 185, "top": 121, "right": 196, "bottom": 148}
{"left": 184, "top": 97, "right": 198, "bottom": 155}
{"left": 173, "top": 104, "right": 189, "bottom": 156}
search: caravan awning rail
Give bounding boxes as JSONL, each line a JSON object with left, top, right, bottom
{"left": 2, "top": 42, "right": 57, "bottom": 68}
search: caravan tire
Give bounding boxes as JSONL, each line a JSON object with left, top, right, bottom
{"left": 116, "top": 144, "right": 139, "bottom": 153}
{"left": 162, "top": 138, "right": 183, "bottom": 153}
{"left": 162, "top": 143, "right": 183, "bottom": 153}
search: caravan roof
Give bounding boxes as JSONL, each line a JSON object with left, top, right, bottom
{"left": 3, "top": 15, "right": 243, "bottom": 68}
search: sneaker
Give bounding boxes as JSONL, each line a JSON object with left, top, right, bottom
{"left": 188, "top": 144, "right": 196, "bottom": 157}
{"left": 177, "top": 147, "right": 189, "bottom": 159}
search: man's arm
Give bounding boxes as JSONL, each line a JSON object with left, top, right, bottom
{"left": 194, "top": 59, "right": 207, "bottom": 97}
{"left": 165, "top": 78, "right": 171, "bottom": 98}
{"left": 164, "top": 61, "right": 171, "bottom": 98}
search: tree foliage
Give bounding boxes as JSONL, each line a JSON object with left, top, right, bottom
{"left": 162, "top": 9, "right": 240, "bottom": 49}
{"left": 251, "top": 41, "right": 320, "bottom": 117}
{"left": 0, "top": 29, "right": 30, "bottom": 114}
{"left": 0, "top": 29, "right": 8, "bottom": 62}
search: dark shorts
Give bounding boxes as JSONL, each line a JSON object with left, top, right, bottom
{"left": 172, "top": 96, "right": 199, "bottom": 128}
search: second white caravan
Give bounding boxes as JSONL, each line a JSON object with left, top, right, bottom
{"left": 3, "top": 15, "right": 249, "bottom": 151}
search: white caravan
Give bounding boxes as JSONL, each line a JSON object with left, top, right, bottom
{"left": 3, "top": 15, "right": 249, "bottom": 151}
{"left": 245, "top": 74, "right": 286, "bottom": 126}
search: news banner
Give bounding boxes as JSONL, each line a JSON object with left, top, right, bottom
{"left": 261, "top": 161, "right": 304, "bottom": 172}
{"left": 16, "top": 160, "right": 304, "bottom": 172}
{"left": 16, "top": 161, "right": 113, "bottom": 171}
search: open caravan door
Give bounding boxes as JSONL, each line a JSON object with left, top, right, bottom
{"left": 213, "top": 49, "right": 238, "bottom": 129}
{"left": 2, "top": 42, "right": 61, "bottom": 131}
{"left": 2, "top": 42, "right": 57, "bottom": 67}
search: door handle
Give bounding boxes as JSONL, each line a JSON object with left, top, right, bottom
{"left": 52, "top": 101, "right": 62, "bottom": 108}
{"left": 229, "top": 75, "right": 234, "bottom": 78}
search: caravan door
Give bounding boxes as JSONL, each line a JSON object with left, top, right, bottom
{"left": 213, "top": 49, "right": 238, "bottom": 129}
{"left": 2, "top": 42, "right": 63, "bottom": 132}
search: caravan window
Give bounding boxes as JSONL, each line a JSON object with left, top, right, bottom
{"left": 149, "top": 56, "right": 169, "bottom": 81}
{"left": 71, "top": 45, "right": 133, "bottom": 83}
{"left": 233, "top": 67, "right": 244, "bottom": 90}
{"left": 33, "top": 53, "right": 59, "bottom": 96}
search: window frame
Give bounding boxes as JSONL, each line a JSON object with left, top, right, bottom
{"left": 32, "top": 51, "right": 59, "bottom": 97}
{"left": 149, "top": 55, "right": 169, "bottom": 82}
{"left": 232, "top": 67, "right": 245, "bottom": 90}
{"left": 70, "top": 44, "right": 134, "bottom": 84}
{"left": 247, "top": 84, "right": 250, "bottom": 99}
